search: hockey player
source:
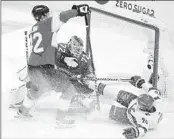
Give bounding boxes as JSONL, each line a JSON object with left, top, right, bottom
{"left": 55, "top": 35, "right": 94, "bottom": 96}
{"left": 55, "top": 42, "right": 164, "bottom": 135}
{"left": 75, "top": 75, "right": 163, "bottom": 139}
{"left": 108, "top": 76, "right": 163, "bottom": 139}
{"left": 54, "top": 46, "right": 163, "bottom": 134}
{"left": 16, "top": 4, "right": 91, "bottom": 126}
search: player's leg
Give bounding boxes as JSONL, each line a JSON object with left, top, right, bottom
{"left": 74, "top": 82, "right": 117, "bottom": 109}
{"left": 9, "top": 84, "right": 27, "bottom": 108}
{"left": 9, "top": 66, "right": 29, "bottom": 108}
{"left": 109, "top": 90, "right": 137, "bottom": 124}
{"left": 83, "top": 81, "right": 138, "bottom": 124}
{"left": 88, "top": 81, "right": 138, "bottom": 107}
{"left": 109, "top": 103, "right": 131, "bottom": 125}
{"left": 65, "top": 79, "right": 98, "bottom": 114}
{"left": 17, "top": 65, "right": 54, "bottom": 117}
{"left": 50, "top": 70, "right": 78, "bottom": 127}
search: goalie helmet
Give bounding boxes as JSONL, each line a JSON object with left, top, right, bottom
{"left": 68, "top": 36, "right": 84, "bottom": 58}
{"left": 138, "top": 93, "right": 154, "bottom": 111}
{"left": 32, "top": 5, "right": 49, "bottom": 21}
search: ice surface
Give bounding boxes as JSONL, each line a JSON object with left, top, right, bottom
{"left": 2, "top": 2, "right": 174, "bottom": 139}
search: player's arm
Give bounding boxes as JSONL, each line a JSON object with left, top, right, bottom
{"left": 123, "top": 125, "right": 147, "bottom": 139}
{"left": 129, "top": 75, "right": 156, "bottom": 92}
{"left": 52, "top": 4, "right": 90, "bottom": 32}
{"left": 68, "top": 55, "right": 94, "bottom": 86}
{"left": 123, "top": 104, "right": 149, "bottom": 139}
{"left": 56, "top": 43, "right": 69, "bottom": 62}
{"left": 56, "top": 43, "right": 78, "bottom": 68}
{"left": 129, "top": 75, "right": 162, "bottom": 97}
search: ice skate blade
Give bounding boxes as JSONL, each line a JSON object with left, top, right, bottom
{"left": 9, "top": 104, "right": 21, "bottom": 110}
{"left": 14, "top": 111, "right": 33, "bottom": 119}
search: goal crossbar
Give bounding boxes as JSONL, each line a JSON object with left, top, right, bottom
{"left": 90, "top": 7, "right": 160, "bottom": 88}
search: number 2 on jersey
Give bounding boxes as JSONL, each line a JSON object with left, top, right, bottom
{"left": 31, "top": 32, "right": 44, "bottom": 53}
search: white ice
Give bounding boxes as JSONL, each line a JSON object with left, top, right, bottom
{"left": 2, "top": 2, "right": 174, "bottom": 139}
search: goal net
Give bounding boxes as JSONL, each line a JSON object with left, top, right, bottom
{"left": 89, "top": 7, "right": 174, "bottom": 99}
{"left": 56, "top": 7, "right": 174, "bottom": 99}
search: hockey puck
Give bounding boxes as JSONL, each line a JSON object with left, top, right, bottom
{"left": 95, "top": 0, "right": 109, "bottom": 5}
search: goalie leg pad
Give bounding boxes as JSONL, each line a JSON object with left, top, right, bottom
{"left": 109, "top": 104, "right": 131, "bottom": 125}
{"left": 117, "top": 90, "right": 137, "bottom": 108}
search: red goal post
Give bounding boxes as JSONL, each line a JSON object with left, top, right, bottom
{"left": 89, "top": 6, "right": 160, "bottom": 89}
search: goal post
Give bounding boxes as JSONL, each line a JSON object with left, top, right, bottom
{"left": 90, "top": 6, "right": 160, "bottom": 88}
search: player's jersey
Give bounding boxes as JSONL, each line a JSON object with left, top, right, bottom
{"left": 28, "top": 10, "right": 77, "bottom": 66}
{"left": 127, "top": 91, "right": 163, "bottom": 137}
{"left": 29, "top": 17, "right": 57, "bottom": 66}
{"left": 56, "top": 43, "right": 92, "bottom": 76}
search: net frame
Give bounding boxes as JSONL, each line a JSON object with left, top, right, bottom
{"left": 90, "top": 7, "right": 160, "bottom": 89}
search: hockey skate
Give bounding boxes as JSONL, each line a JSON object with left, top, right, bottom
{"left": 15, "top": 106, "right": 33, "bottom": 119}
{"left": 9, "top": 100, "right": 23, "bottom": 109}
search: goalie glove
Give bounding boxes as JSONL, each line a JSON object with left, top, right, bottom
{"left": 72, "top": 4, "right": 90, "bottom": 16}
{"left": 129, "top": 76, "right": 145, "bottom": 89}
{"left": 122, "top": 127, "right": 138, "bottom": 139}
{"left": 64, "top": 57, "right": 78, "bottom": 68}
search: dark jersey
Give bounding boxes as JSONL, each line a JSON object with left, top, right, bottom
{"left": 28, "top": 10, "right": 77, "bottom": 66}
{"left": 29, "top": 17, "right": 56, "bottom": 66}
{"left": 56, "top": 43, "right": 92, "bottom": 76}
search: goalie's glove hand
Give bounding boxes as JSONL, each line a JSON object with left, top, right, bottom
{"left": 129, "top": 75, "right": 145, "bottom": 88}
{"left": 122, "top": 127, "right": 138, "bottom": 139}
{"left": 64, "top": 57, "right": 78, "bottom": 68}
{"left": 72, "top": 4, "right": 90, "bottom": 16}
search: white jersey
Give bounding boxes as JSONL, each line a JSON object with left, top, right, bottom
{"left": 127, "top": 89, "right": 163, "bottom": 137}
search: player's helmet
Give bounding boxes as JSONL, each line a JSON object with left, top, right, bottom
{"left": 32, "top": 5, "right": 49, "bottom": 21}
{"left": 138, "top": 94, "right": 154, "bottom": 111}
{"left": 68, "top": 36, "right": 84, "bottom": 58}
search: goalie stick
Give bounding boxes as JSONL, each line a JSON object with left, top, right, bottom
{"left": 85, "top": 11, "right": 101, "bottom": 110}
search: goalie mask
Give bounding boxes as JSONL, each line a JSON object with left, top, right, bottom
{"left": 32, "top": 5, "right": 50, "bottom": 21}
{"left": 68, "top": 36, "right": 84, "bottom": 58}
{"left": 138, "top": 93, "right": 154, "bottom": 111}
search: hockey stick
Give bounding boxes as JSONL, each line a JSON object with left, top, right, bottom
{"left": 15, "top": 31, "right": 30, "bottom": 81}
{"left": 24, "top": 31, "right": 29, "bottom": 65}
{"left": 58, "top": 66, "right": 131, "bottom": 82}
{"left": 17, "top": 31, "right": 29, "bottom": 74}
{"left": 14, "top": 31, "right": 29, "bottom": 81}
{"left": 85, "top": 12, "right": 101, "bottom": 110}
{"left": 82, "top": 77, "right": 131, "bottom": 82}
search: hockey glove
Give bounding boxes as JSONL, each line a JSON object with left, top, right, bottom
{"left": 122, "top": 127, "right": 138, "bottom": 139}
{"left": 72, "top": 4, "right": 90, "bottom": 16}
{"left": 129, "top": 76, "right": 145, "bottom": 88}
{"left": 64, "top": 57, "right": 78, "bottom": 68}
